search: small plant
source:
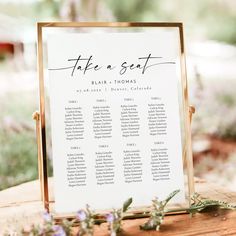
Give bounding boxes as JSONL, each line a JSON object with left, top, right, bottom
{"left": 188, "top": 192, "right": 236, "bottom": 216}
{"left": 21, "top": 211, "right": 69, "bottom": 236}
{"left": 140, "top": 190, "right": 180, "bottom": 231}
{"left": 106, "top": 198, "right": 133, "bottom": 236}
{"left": 76, "top": 205, "right": 95, "bottom": 236}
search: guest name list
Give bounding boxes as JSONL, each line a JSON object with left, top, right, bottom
{"left": 48, "top": 32, "right": 185, "bottom": 213}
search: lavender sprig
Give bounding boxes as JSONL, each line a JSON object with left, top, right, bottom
{"left": 76, "top": 205, "right": 95, "bottom": 236}
{"left": 21, "top": 211, "right": 69, "bottom": 236}
{"left": 106, "top": 198, "right": 132, "bottom": 236}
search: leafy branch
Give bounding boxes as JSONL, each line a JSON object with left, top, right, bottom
{"left": 76, "top": 204, "right": 95, "bottom": 236}
{"left": 187, "top": 193, "right": 236, "bottom": 216}
{"left": 106, "top": 198, "right": 133, "bottom": 236}
{"left": 140, "top": 190, "right": 180, "bottom": 231}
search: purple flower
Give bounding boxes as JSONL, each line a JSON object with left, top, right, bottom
{"left": 43, "top": 211, "right": 52, "bottom": 222}
{"left": 106, "top": 213, "right": 114, "bottom": 223}
{"left": 76, "top": 210, "right": 87, "bottom": 221}
{"left": 52, "top": 225, "right": 66, "bottom": 236}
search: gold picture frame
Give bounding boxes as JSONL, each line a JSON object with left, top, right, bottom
{"left": 36, "top": 22, "right": 195, "bottom": 215}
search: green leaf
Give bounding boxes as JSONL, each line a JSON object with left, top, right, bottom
{"left": 163, "top": 189, "right": 180, "bottom": 207}
{"left": 122, "top": 198, "right": 133, "bottom": 212}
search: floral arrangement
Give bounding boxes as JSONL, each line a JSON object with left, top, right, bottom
{"left": 11, "top": 190, "right": 236, "bottom": 236}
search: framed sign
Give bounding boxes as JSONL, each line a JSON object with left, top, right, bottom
{"left": 37, "top": 22, "right": 194, "bottom": 216}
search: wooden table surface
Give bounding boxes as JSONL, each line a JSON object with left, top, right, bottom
{"left": 1, "top": 178, "right": 236, "bottom": 235}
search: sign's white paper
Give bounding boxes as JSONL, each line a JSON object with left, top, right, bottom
{"left": 47, "top": 31, "right": 185, "bottom": 213}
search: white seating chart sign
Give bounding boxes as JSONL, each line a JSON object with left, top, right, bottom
{"left": 47, "top": 29, "right": 187, "bottom": 213}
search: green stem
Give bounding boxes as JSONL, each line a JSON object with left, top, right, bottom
{"left": 120, "top": 203, "right": 236, "bottom": 221}
{"left": 74, "top": 203, "right": 236, "bottom": 225}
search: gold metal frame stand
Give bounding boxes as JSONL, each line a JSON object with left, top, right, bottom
{"left": 35, "top": 21, "right": 195, "bottom": 213}
{"left": 32, "top": 111, "right": 46, "bottom": 205}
